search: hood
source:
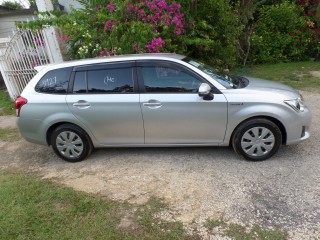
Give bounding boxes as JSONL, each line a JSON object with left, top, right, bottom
{"left": 244, "top": 77, "right": 300, "bottom": 98}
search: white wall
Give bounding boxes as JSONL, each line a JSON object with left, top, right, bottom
{"left": 0, "top": 37, "right": 10, "bottom": 55}
{"left": 0, "top": 13, "right": 36, "bottom": 38}
{"left": 58, "top": 0, "right": 83, "bottom": 13}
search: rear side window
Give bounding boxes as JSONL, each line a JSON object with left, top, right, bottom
{"left": 35, "top": 67, "right": 72, "bottom": 94}
{"left": 72, "top": 66, "right": 133, "bottom": 94}
{"left": 87, "top": 68, "right": 133, "bottom": 93}
{"left": 73, "top": 71, "right": 86, "bottom": 94}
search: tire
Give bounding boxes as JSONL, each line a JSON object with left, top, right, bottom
{"left": 51, "top": 124, "right": 93, "bottom": 162}
{"left": 232, "top": 118, "right": 282, "bottom": 161}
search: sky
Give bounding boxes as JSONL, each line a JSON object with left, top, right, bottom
{"left": 0, "top": 0, "right": 30, "bottom": 8}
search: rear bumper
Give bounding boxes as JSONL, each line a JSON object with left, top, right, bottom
{"left": 16, "top": 118, "right": 48, "bottom": 146}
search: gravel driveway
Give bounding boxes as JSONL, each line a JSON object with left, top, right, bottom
{"left": 0, "top": 91, "right": 319, "bottom": 239}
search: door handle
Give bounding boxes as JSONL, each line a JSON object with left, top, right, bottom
{"left": 143, "top": 102, "right": 162, "bottom": 107}
{"left": 143, "top": 100, "right": 162, "bottom": 109}
{"left": 73, "top": 100, "right": 90, "bottom": 109}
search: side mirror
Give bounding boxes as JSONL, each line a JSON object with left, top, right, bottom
{"left": 198, "top": 83, "right": 214, "bottom": 100}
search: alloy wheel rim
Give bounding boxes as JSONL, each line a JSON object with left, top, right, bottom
{"left": 56, "top": 131, "right": 84, "bottom": 158}
{"left": 241, "top": 127, "right": 275, "bottom": 157}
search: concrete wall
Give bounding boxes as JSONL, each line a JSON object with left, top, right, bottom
{"left": 0, "top": 72, "right": 4, "bottom": 89}
{"left": 58, "top": 0, "right": 83, "bottom": 13}
{"left": 0, "top": 12, "right": 36, "bottom": 38}
{"left": 0, "top": 38, "right": 9, "bottom": 89}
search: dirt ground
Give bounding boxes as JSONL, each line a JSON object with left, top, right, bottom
{"left": 1, "top": 92, "right": 319, "bottom": 240}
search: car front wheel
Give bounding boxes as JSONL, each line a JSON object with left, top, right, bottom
{"left": 51, "top": 124, "right": 93, "bottom": 162}
{"left": 232, "top": 118, "right": 282, "bottom": 161}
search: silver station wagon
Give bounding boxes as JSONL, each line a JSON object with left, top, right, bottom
{"left": 15, "top": 54, "right": 311, "bottom": 162}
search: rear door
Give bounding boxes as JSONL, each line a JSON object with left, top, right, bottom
{"left": 66, "top": 62, "right": 144, "bottom": 145}
{"left": 137, "top": 60, "right": 228, "bottom": 144}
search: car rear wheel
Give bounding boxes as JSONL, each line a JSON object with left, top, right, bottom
{"left": 51, "top": 124, "right": 93, "bottom": 162}
{"left": 232, "top": 118, "right": 282, "bottom": 161}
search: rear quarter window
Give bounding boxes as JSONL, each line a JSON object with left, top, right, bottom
{"left": 35, "top": 67, "right": 72, "bottom": 94}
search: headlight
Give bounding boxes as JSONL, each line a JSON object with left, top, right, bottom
{"left": 284, "top": 98, "right": 305, "bottom": 112}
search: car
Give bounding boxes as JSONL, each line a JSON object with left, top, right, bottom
{"left": 15, "top": 53, "right": 311, "bottom": 162}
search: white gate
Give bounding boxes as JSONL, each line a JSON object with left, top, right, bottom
{"left": 0, "top": 27, "right": 61, "bottom": 99}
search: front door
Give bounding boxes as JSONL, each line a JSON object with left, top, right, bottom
{"left": 137, "top": 61, "right": 228, "bottom": 144}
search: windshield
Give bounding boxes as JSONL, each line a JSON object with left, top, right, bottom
{"left": 182, "top": 57, "right": 236, "bottom": 89}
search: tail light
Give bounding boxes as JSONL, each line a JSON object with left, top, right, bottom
{"left": 15, "top": 96, "right": 28, "bottom": 117}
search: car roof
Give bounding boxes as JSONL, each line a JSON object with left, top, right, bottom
{"left": 34, "top": 53, "right": 185, "bottom": 72}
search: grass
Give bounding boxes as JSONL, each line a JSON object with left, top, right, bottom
{"left": 205, "top": 218, "right": 227, "bottom": 229}
{"left": 234, "top": 61, "right": 320, "bottom": 92}
{"left": 0, "top": 89, "right": 15, "bottom": 116}
{"left": 0, "top": 170, "right": 290, "bottom": 239}
{"left": 0, "top": 170, "right": 290, "bottom": 240}
{"left": 225, "top": 224, "right": 287, "bottom": 240}
{"left": 206, "top": 219, "right": 288, "bottom": 240}
{"left": 0, "top": 128, "right": 21, "bottom": 142}
{"left": 0, "top": 171, "right": 188, "bottom": 240}
{"left": 135, "top": 197, "right": 186, "bottom": 239}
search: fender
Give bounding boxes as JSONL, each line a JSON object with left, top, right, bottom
{"left": 223, "top": 103, "right": 292, "bottom": 145}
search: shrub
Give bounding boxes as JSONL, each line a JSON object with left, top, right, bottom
{"left": 1, "top": 1, "right": 24, "bottom": 9}
{"left": 184, "top": 0, "right": 240, "bottom": 69}
{"left": 22, "top": 0, "right": 241, "bottom": 69}
{"left": 298, "top": 0, "right": 320, "bottom": 59}
{"left": 252, "top": 1, "right": 315, "bottom": 63}
{"left": 25, "top": 0, "right": 191, "bottom": 59}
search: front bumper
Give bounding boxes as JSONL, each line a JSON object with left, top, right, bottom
{"left": 285, "top": 106, "right": 312, "bottom": 145}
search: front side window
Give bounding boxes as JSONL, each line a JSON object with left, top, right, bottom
{"left": 140, "top": 62, "right": 202, "bottom": 93}
{"left": 35, "top": 67, "right": 72, "bottom": 93}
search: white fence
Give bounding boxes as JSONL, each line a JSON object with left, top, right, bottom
{"left": 0, "top": 27, "right": 63, "bottom": 99}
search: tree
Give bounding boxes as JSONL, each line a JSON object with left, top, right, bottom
{"left": 185, "top": 0, "right": 240, "bottom": 68}
{"left": 236, "top": 0, "right": 266, "bottom": 66}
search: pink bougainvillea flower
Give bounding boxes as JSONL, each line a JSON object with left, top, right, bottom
{"left": 61, "top": 35, "right": 71, "bottom": 42}
{"left": 95, "top": 5, "right": 103, "bottom": 11}
{"left": 98, "top": 47, "right": 118, "bottom": 57}
{"left": 145, "top": 0, "right": 157, "bottom": 11}
{"left": 107, "top": 2, "right": 115, "bottom": 12}
{"left": 175, "top": 28, "right": 182, "bottom": 35}
{"left": 133, "top": 43, "right": 139, "bottom": 52}
{"left": 105, "top": 20, "right": 116, "bottom": 30}
{"left": 157, "top": 0, "right": 168, "bottom": 10}
{"left": 127, "top": 3, "right": 134, "bottom": 12}
{"left": 145, "top": 37, "right": 165, "bottom": 53}
{"left": 126, "top": 0, "right": 186, "bottom": 36}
